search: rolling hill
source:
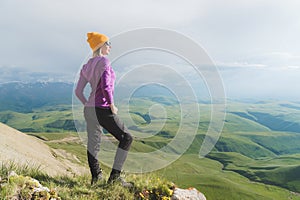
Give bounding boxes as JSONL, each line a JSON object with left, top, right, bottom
{"left": 0, "top": 122, "right": 87, "bottom": 176}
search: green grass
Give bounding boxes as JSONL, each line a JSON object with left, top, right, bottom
{"left": 223, "top": 113, "right": 270, "bottom": 132}
{"left": 245, "top": 133, "right": 300, "bottom": 155}
{"left": 207, "top": 152, "right": 300, "bottom": 193}
{"left": 0, "top": 162, "right": 175, "bottom": 200}
{"left": 214, "top": 134, "right": 276, "bottom": 158}
{"left": 29, "top": 132, "right": 77, "bottom": 141}
{"left": 0, "top": 105, "right": 77, "bottom": 132}
{"left": 227, "top": 101, "right": 300, "bottom": 133}
{"left": 1, "top": 157, "right": 299, "bottom": 200}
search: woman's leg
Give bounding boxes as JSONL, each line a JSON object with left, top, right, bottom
{"left": 95, "top": 108, "right": 133, "bottom": 183}
{"left": 84, "top": 107, "right": 103, "bottom": 182}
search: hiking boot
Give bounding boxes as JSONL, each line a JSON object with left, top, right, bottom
{"left": 107, "top": 169, "right": 133, "bottom": 188}
{"left": 91, "top": 169, "right": 103, "bottom": 185}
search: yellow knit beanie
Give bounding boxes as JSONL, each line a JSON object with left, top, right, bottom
{"left": 87, "top": 32, "right": 109, "bottom": 51}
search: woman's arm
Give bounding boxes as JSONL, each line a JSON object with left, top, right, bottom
{"left": 101, "top": 67, "right": 118, "bottom": 114}
{"left": 75, "top": 73, "right": 88, "bottom": 105}
{"left": 101, "top": 68, "right": 114, "bottom": 105}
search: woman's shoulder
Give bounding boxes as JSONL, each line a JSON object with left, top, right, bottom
{"left": 98, "top": 57, "right": 112, "bottom": 70}
{"left": 82, "top": 56, "right": 110, "bottom": 70}
{"left": 100, "top": 56, "right": 111, "bottom": 65}
{"left": 88, "top": 56, "right": 111, "bottom": 67}
{"left": 90, "top": 56, "right": 110, "bottom": 66}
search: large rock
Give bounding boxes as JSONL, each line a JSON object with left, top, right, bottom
{"left": 172, "top": 187, "right": 207, "bottom": 200}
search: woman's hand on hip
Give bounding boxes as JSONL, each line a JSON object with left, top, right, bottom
{"left": 110, "top": 104, "right": 118, "bottom": 114}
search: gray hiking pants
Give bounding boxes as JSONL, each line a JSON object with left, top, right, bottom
{"left": 84, "top": 106, "right": 133, "bottom": 178}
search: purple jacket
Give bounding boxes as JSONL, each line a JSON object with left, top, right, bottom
{"left": 75, "top": 56, "right": 115, "bottom": 108}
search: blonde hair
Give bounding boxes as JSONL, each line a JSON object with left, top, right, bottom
{"left": 93, "top": 46, "right": 103, "bottom": 57}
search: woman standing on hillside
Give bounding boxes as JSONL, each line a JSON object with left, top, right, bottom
{"left": 75, "top": 32, "right": 133, "bottom": 187}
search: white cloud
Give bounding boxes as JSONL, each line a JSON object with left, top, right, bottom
{"left": 281, "top": 66, "right": 300, "bottom": 70}
{"left": 215, "top": 51, "right": 300, "bottom": 71}
{"left": 184, "top": 1, "right": 300, "bottom": 66}
{"left": 0, "top": 0, "right": 207, "bottom": 74}
{"left": 244, "top": 52, "right": 300, "bottom": 69}
{"left": 1, "top": 0, "right": 300, "bottom": 73}
{"left": 0, "top": 66, "right": 74, "bottom": 83}
{"left": 1, "top": 0, "right": 300, "bottom": 100}
{"left": 216, "top": 61, "right": 267, "bottom": 69}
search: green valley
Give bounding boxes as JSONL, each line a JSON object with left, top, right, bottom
{"left": 1, "top": 98, "right": 300, "bottom": 199}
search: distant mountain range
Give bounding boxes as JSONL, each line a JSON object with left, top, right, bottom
{"left": 0, "top": 82, "right": 184, "bottom": 113}
{"left": 0, "top": 82, "right": 73, "bottom": 112}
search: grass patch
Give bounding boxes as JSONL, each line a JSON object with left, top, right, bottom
{"left": 0, "top": 162, "right": 175, "bottom": 200}
{"left": 207, "top": 152, "right": 300, "bottom": 193}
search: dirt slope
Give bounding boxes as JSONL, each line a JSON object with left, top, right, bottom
{"left": 0, "top": 122, "right": 87, "bottom": 176}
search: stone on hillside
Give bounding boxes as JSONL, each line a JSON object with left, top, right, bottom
{"left": 5, "top": 171, "right": 61, "bottom": 200}
{"left": 8, "top": 171, "right": 18, "bottom": 177}
{"left": 171, "top": 187, "right": 206, "bottom": 200}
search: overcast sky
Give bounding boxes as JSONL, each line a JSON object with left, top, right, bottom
{"left": 0, "top": 0, "right": 300, "bottom": 100}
